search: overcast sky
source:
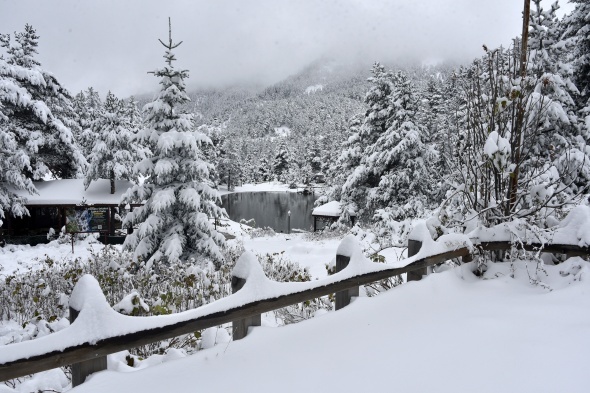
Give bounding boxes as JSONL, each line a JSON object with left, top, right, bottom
{"left": 0, "top": 0, "right": 576, "bottom": 98}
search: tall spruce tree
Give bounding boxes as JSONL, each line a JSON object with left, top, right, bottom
{"left": 273, "top": 139, "right": 290, "bottom": 182}
{"left": 84, "top": 91, "right": 144, "bottom": 194}
{"left": 0, "top": 25, "right": 85, "bottom": 226}
{"left": 0, "top": 24, "right": 86, "bottom": 180}
{"left": 337, "top": 65, "right": 433, "bottom": 222}
{"left": 122, "top": 19, "right": 225, "bottom": 268}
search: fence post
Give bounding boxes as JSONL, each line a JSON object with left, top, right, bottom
{"left": 462, "top": 254, "right": 474, "bottom": 263}
{"left": 231, "top": 276, "right": 261, "bottom": 340}
{"left": 406, "top": 239, "right": 426, "bottom": 282}
{"left": 69, "top": 307, "right": 107, "bottom": 387}
{"left": 335, "top": 253, "right": 359, "bottom": 310}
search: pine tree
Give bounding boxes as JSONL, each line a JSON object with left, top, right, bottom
{"left": 122, "top": 19, "right": 225, "bottom": 268}
{"left": 362, "top": 71, "right": 433, "bottom": 219}
{"left": 85, "top": 91, "right": 144, "bottom": 194}
{"left": 560, "top": 0, "right": 590, "bottom": 104}
{"left": 217, "top": 133, "right": 242, "bottom": 190}
{"left": 0, "top": 24, "right": 86, "bottom": 180}
{"left": 337, "top": 65, "right": 433, "bottom": 221}
{"left": 273, "top": 139, "right": 290, "bottom": 182}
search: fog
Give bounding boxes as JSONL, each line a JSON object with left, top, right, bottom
{"left": 0, "top": 0, "right": 575, "bottom": 97}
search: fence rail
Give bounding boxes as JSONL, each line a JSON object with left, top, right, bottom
{"left": 0, "top": 238, "right": 588, "bottom": 386}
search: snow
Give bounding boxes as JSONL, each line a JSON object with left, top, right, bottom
{"left": 472, "top": 206, "right": 590, "bottom": 248}
{"left": 231, "top": 251, "right": 265, "bottom": 281}
{"left": 483, "top": 130, "right": 511, "bottom": 170}
{"left": 0, "top": 230, "right": 473, "bottom": 365}
{"left": 305, "top": 84, "right": 323, "bottom": 94}
{"left": 335, "top": 234, "right": 358, "bottom": 257}
{"left": 71, "top": 258, "right": 590, "bottom": 393}
{"left": 217, "top": 181, "right": 304, "bottom": 196}
{"left": 5, "top": 179, "right": 134, "bottom": 205}
{"left": 552, "top": 205, "right": 590, "bottom": 247}
{"left": 312, "top": 200, "right": 355, "bottom": 217}
{"left": 273, "top": 126, "right": 291, "bottom": 137}
{"left": 0, "top": 236, "right": 104, "bottom": 277}
{"left": 1, "top": 211, "right": 589, "bottom": 392}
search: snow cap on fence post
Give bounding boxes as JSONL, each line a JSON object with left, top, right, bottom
{"left": 68, "top": 274, "right": 109, "bottom": 387}
{"left": 335, "top": 235, "right": 361, "bottom": 310}
{"left": 69, "top": 274, "right": 109, "bottom": 314}
{"left": 407, "top": 221, "right": 433, "bottom": 281}
{"left": 232, "top": 251, "right": 266, "bottom": 281}
{"left": 231, "top": 251, "right": 264, "bottom": 340}
{"left": 337, "top": 234, "right": 360, "bottom": 258}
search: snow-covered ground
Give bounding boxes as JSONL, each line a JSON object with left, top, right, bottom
{"left": 218, "top": 181, "right": 306, "bottom": 196}
{"left": 1, "top": 211, "right": 589, "bottom": 393}
{"left": 70, "top": 257, "right": 590, "bottom": 393}
{"left": 0, "top": 237, "right": 105, "bottom": 278}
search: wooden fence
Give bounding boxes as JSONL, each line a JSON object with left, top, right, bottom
{"left": 0, "top": 238, "right": 588, "bottom": 387}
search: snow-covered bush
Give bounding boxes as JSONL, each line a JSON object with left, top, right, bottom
{"left": 0, "top": 241, "right": 332, "bottom": 390}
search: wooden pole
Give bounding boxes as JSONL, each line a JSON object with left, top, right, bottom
{"left": 507, "top": 0, "right": 531, "bottom": 217}
{"left": 231, "top": 276, "right": 261, "bottom": 340}
{"left": 335, "top": 254, "right": 359, "bottom": 310}
{"left": 69, "top": 307, "right": 107, "bottom": 387}
{"left": 406, "top": 239, "right": 425, "bottom": 281}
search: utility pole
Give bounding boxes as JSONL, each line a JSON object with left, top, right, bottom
{"left": 507, "top": 0, "right": 531, "bottom": 217}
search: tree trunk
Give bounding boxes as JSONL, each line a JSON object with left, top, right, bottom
{"left": 110, "top": 170, "right": 115, "bottom": 195}
{"left": 507, "top": 0, "right": 531, "bottom": 217}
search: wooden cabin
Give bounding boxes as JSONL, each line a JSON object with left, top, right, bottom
{"left": 311, "top": 201, "right": 356, "bottom": 231}
{"left": 1, "top": 179, "right": 134, "bottom": 245}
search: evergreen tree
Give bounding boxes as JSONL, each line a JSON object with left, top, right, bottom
{"left": 273, "top": 139, "right": 290, "bottom": 182}
{"left": 122, "top": 20, "right": 225, "bottom": 268}
{"left": 0, "top": 24, "right": 85, "bottom": 180}
{"left": 560, "top": 0, "right": 590, "bottom": 104}
{"left": 217, "top": 133, "right": 242, "bottom": 190}
{"left": 360, "top": 71, "right": 434, "bottom": 219}
{"left": 85, "top": 91, "right": 144, "bottom": 194}
{"left": 337, "top": 65, "right": 433, "bottom": 222}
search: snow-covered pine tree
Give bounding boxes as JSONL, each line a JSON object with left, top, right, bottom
{"left": 273, "top": 139, "right": 290, "bottom": 182}
{"left": 321, "top": 113, "right": 364, "bottom": 208}
{"left": 338, "top": 65, "right": 434, "bottom": 222}
{"left": 0, "top": 59, "right": 37, "bottom": 226}
{"left": 0, "top": 24, "right": 86, "bottom": 180}
{"left": 122, "top": 19, "right": 225, "bottom": 268}
{"left": 560, "top": 0, "right": 590, "bottom": 105}
{"left": 84, "top": 91, "right": 144, "bottom": 194}
{"left": 525, "top": 0, "right": 589, "bottom": 205}
{"left": 333, "top": 64, "right": 397, "bottom": 220}
{"left": 217, "top": 132, "right": 242, "bottom": 190}
{"left": 72, "top": 87, "right": 104, "bottom": 158}
{"left": 363, "top": 71, "right": 434, "bottom": 219}
{"left": 258, "top": 155, "right": 273, "bottom": 182}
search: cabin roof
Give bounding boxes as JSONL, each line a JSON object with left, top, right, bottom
{"left": 6, "top": 179, "right": 134, "bottom": 206}
{"left": 312, "top": 201, "right": 356, "bottom": 217}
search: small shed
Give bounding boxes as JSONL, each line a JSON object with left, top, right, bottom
{"left": 311, "top": 201, "right": 356, "bottom": 231}
{"left": 2, "top": 179, "right": 135, "bottom": 245}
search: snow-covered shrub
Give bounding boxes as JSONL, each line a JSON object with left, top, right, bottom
{"left": 0, "top": 242, "right": 330, "bottom": 384}
{"left": 249, "top": 226, "right": 277, "bottom": 238}
{"left": 256, "top": 252, "right": 333, "bottom": 324}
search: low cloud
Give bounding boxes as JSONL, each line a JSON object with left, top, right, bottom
{"left": 0, "top": 0, "right": 571, "bottom": 97}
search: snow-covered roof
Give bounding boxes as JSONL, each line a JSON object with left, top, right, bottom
{"left": 312, "top": 201, "right": 355, "bottom": 217}
{"left": 5, "top": 179, "right": 133, "bottom": 205}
